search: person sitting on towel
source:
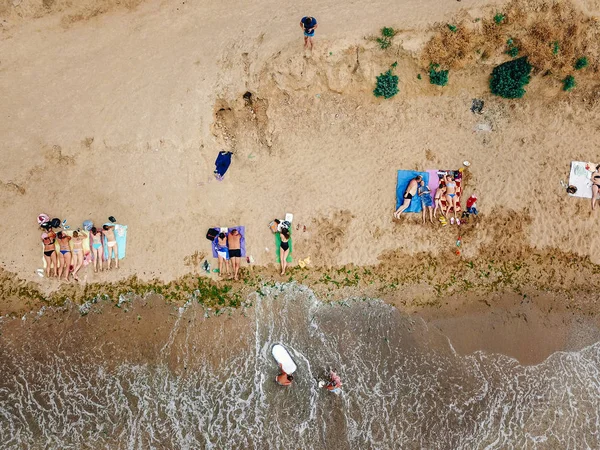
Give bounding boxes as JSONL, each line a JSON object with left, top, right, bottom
{"left": 217, "top": 233, "right": 230, "bottom": 277}
{"left": 394, "top": 175, "right": 422, "bottom": 218}
{"left": 276, "top": 363, "right": 294, "bottom": 386}
{"left": 228, "top": 229, "right": 242, "bottom": 281}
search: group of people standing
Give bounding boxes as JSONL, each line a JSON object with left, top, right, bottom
{"left": 41, "top": 224, "right": 119, "bottom": 281}
{"left": 394, "top": 174, "right": 462, "bottom": 225}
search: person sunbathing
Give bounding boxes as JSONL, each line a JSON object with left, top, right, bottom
{"left": 228, "top": 229, "right": 242, "bottom": 281}
{"left": 444, "top": 175, "right": 460, "bottom": 224}
{"left": 41, "top": 230, "right": 58, "bottom": 278}
{"left": 394, "top": 175, "right": 422, "bottom": 218}
{"left": 56, "top": 231, "right": 72, "bottom": 281}
{"left": 418, "top": 180, "right": 434, "bottom": 224}
{"left": 90, "top": 227, "right": 103, "bottom": 273}
{"left": 279, "top": 228, "right": 290, "bottom": 275}
{"left": 216, "top": 233, "right": 230, "bottom": 277}
{"left": 103, "top": 224, "right": 119, "bottom": 270}
{"left": 71, "top": 230, "right": 87, "bottom": 281}
{"left": 433, "top": 185, "right": 446, "bottom": 218}
{"left": 592, "top": 165, "right": 600, "bottom": 210}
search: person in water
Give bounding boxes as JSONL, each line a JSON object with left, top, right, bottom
{"left": 279, "top": 228, "right": 290, "bottom": 276}
{"left": 71, "top": 230, "right": 87, "bottom": 281}
{"left": 592, "top": 164, "right": 600, "bottom": 210}
{"left": 216, "top": 232, "right": 230, "bottom": 277}
{"left": 394, "top": 175, "right": 422, "bottom": 218}
{"left": 227, "top": 228, "right": 242, "bottom": 281}
{"left": 418, "top": 179, "right": 434, "bottom": 224}
{"left": 324, "top": 370, "right": 342, "bottom": 394}
{"left": 56, "top": 231, "right": 72, "bottom": 281}
{"left": 300, "top": 16, "right": 318, "bottom": 50}
{"left": 103, "top": 224, "right": 119, "bottom": 270}
{"left": 41, "top": 230, "right": 58, "bottom": 278}
{"left": 90, "top": 227, "right": 104, "bottom": 273}
{"left": 276, "top": 363, "right": 294, "bottom": 386}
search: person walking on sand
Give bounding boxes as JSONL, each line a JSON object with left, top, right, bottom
{"left": 56, "top": 231, "right": 72, "bottom": 281}
{"left": 41, "top": 230, "right": 58, "bottom": 278}
{"left": 444, "top": 174, "right": 460, "bottom": 225}
{"left": 216, "top": 232, "right": 230, "bottom": 277}
{"left": 433, "top": 185, "right": 446, "bottom": 218}
{"left": 71, "top": 230, "right": 87, "bottom": 281}
{"left": 300, "top": 16, "right": 318, "bottom": 50}
{"left": 418, "top": 179, "right": 434, "bottom": 224}
{"left": 394, "top": 175, "right": 422, "bottom": 218}
{"left": 276, "top": 363, "right": 294, "bottom": 386}
{"left": 591, "top": 165, "right": 600, "bottom": 210}
{"left": 227, "top": 228, "right": 242, "bottom": 281}
{"left": 103, "top": 224, "right": 119, "bottom": 270}
{"left": 279, "top": 228, "right": 290, "bottom": 275}
{"left": 90, "top": 227, "right": 103, "bottom": 273}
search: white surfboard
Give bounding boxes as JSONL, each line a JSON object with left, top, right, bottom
{"left": 272, "top": 344, "right": 297, "bottom": 374}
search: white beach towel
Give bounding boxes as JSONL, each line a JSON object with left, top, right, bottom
{"left": 568, "top": 161, "right": 597, "bottom": 199}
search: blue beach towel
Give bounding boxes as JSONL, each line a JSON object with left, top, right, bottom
{"left": 214, "top": 151, "right": 232, "bottom": 179}
{"left": 396, "top": 170, "right": 429, "bottom": 213}
{"left": 102, "top": 223, "right": 127, "bottom": 260}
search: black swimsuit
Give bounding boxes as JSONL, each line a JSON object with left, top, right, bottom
{"left": 280, "top": 241, "right": 289, "bottom": 251}
{"left": 44, "top": 238, "right": 55, "bottom": 257}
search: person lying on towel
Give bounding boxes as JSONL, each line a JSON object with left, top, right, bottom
{"left": 394, "top": 175, "right": 422, "bottom": 218}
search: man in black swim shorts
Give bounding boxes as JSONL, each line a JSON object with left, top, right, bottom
{"left": 394, "top": 175, "right": 422, "bottom": 219}
{"left": 228, "top": 229, "right": 242, "bottom": 281}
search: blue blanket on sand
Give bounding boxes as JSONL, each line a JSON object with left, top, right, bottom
{"left": 214, "top": 151, "right": 232, "bottom": 178}
{"left": 396, "top": 170, "right": 429, "bottom": 213}
{"left": 211, "top": 226, "right": 246, "bottom": 259}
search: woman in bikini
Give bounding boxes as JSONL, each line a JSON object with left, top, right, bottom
{"left": 279, "top": 228, "right": 290, "bottom": 275}
{"left": 592, "top": 165, "right": 600, "bottom": 210}
{"left": 41, "top": 230, "right": 58, "bottom": 278}
{"left": 90, "top": 227, "right": 104, "bottom": 273}
{"left": 71, "top": 230, "right": 87, "bottom": 281}
{"left": 433, "top": 185, "right": 446, "bottom": 218}
{"left": 444, "top": 174, "right": 460, "bottom": 225}
{"left": 56, "top": 232, "right": 72, "bottom": 281}
{"left": 103, "top": 224, "right": 119, "bottom": 270}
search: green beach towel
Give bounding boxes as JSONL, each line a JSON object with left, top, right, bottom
{"left": 275, "top": 230, "right": 292, "bottom": 263}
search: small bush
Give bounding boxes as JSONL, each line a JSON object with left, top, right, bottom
{"left": 374, "top": 67, "right": 399, "bottom": 99}
{"left": 507, "top": 47, "right": 519, "bottom": 57}
{"left": 489, "top": 56, "right": 532, "bottom": 99}
{"left": 447, "top": 24, "right": 457, "bottom": 33}
{"left": 552, "top": 41, "right": 560, "bottom": 55}
{"left": 429, "top": 64, "right": 449, "bottom": 86}
{"left": 494, "top": 13, "right": 506, "bottom": 24}
{"left": 574, "top": 57, "right": 588, "bottom": 70}
{"left": 377, "top": 37, "right": 391, "bottom": 49}
{"left": 381, "top": 27, "right": 395, "bottom": 37}
{"left": 563, "top": 75, "right": 576, "bottom": 91}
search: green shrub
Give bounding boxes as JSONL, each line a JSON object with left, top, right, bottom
{"left": 574, "top": 57, "right": 588, "bottom": 70}
{"left": 447, "top": 24, "right": 457, "bottom": 32}
{"left": 489, "top": 57, "right": 532, "bottom": 99}
{"left": 377, "top": 37, "right": 391, "bottom": 49}
{"left": 507, "top": 46, "right": 519, "bottom": 57}
{"left": 552, "top": 41, "right": 560, "bottom": 55}
{"left": 381, "top": 27, "right": 395, "bottom": 37}
{"left": 563, "top": 75, "right": 576, "bottom": 91}
{"left": 429, "top": 64, "right": 449, "bottom": 86}
{"left": 494, "top": 13, "right": 506, "bottom": 24}
{"left": 374, "top": 66, "right": 399, "bottom": 99}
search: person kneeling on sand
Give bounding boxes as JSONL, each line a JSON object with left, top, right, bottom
{"left": 103, "top": 224, "right": 119, "bottom": 270}
{"left": 276, "top": 363, "right": 294, "bottom": 386}
{"left": 228, "top": 228, "right": 242, "bottom": 280}
{"left": 394, "top": 175, "right": 422, "bottom": 218}
{"left": 216, "top": 233, "right": 230, "bottom": 277}
{"left": 418, "top": 179, "right": 434, "bottom": 224}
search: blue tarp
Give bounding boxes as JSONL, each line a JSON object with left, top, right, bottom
{"left": 396, "top": 170, "right": 429, "bottom": 213}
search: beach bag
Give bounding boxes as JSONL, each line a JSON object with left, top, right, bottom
{"left": 51, "top": 218, "right": 61, "bottom": 228}
{"left": 83, "top": 220, "right": 93, "bottom": 231}
{"left": 206, "top": 228, "right": 219, "bottom": 241}
{"left": 37, "top": 213, "right": 50, "bottom": 225}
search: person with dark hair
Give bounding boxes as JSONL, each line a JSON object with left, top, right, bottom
{"left": 102, "top": 224, "right": 118, "bottom": 270}
{"left": 418, "top": 179, "right": 434, "bottom": 224}
{"left": 71, "top": 230, "right": 87, "bottom": 281}
{"left": 394, "top": 175, "right": 422, "bottom": 218}
{"left": 56, "top": 231, "right": 72, "bottom": 281}
{"left": 228, "top": 229, "right": 242, "bottom": 281}
{"left": 41, "top": 230, "right": 58, "bottom": 278}
{"left": 276, "top": 363, "right": 294, "bottom": 386}
{"left": 90, "top": 227, "right": 103, "bottom": 273}
{"left": 279, "top": 228, "right": 290, "bottom": 275}
{"left": 444, "top": 174, "right": 460, "bottom": 225}
{"left": 592, "top": 164, "right": 600, "bottom": 210}
{"left": 300, "top": 16, "right": 318, "bottom": 50}
{"left": 216, "top": 232, "right": 230, "bottom": 277}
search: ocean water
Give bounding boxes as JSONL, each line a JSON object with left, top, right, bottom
{"left": 0, "top": 284, "right": 599, "bottom": 449}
